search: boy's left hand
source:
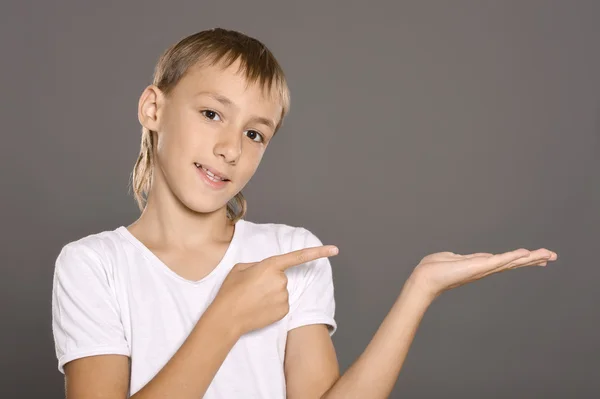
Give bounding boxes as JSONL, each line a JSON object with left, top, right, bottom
{"left": 410, "top": 248, "right": 558, "bottom": 301}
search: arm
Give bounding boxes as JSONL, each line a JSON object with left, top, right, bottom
{"left": 288, "top": 249, "right": 556, "bottom": 399}
{"left": 285, "top": 324, "right": 340, "bottom": 399}
{"left": 64, "top": 355, "right": 130, "bottom": 399}
{"left": 284, "top": 229, "right": 340, "bottom": 398}
{"left": 321, "top": 276, "right": 431, "bottom": 399}
{"left": 283, "top": 277, "right": 429, "bottom": 399}
{"left": 65, "top": 301, "right": 240, "bottom": 399}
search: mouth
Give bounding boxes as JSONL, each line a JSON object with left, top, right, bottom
{"left": 194, "top": 162, "right": 231, "bottom": 183}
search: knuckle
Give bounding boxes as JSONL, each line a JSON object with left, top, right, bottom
{"left": 276, "top": 274, "right": 288, "bottom": 290}
{"left": 271, "top": 302, "right": 287, "bottom": 320}
{"left": 280, "top": 273, "right": 288, "bottom": 284}
{"left": 296, "top": 251, "right": 307, "bottom": 264}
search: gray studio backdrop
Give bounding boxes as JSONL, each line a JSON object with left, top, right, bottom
{"left": 1, "top": 1, "right": 598, "bottom": 398}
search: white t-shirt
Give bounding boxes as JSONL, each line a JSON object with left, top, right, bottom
{"left": 51, "top": 219, "right": 336, "bottom": 398}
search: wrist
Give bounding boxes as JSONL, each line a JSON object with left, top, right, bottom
{"left": 401, "top": 272, "right": 438, "bottom": 307}
{"left": 202, "top": 297, "right": 243, "bottom": 342}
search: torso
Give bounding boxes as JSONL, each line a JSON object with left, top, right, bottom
{"left": 52, "top": 219, "right": 337, "bottom": 399}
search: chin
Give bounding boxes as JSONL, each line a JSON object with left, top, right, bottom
{"left": 179, "top": 192, "right": 231, "bottom": 215}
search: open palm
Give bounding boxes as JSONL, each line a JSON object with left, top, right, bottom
{"left": 413, "top": 248, "right": 558, "bottom": 299}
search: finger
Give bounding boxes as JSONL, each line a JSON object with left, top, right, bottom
{"left": 462, "top": 248, "right": 530, "bottom": 276}
{"left": 265, "top": 245, "right": 339, "bottom": 272}
{"left": 235, "top": 262, "right": 257, "bottom": 271}
{"left": 478, "top": 257, "right": 551, "bottom": 279}
{"left": 477, "top": 249, "right": 555, "bottom": 278}
{"left": 505, "top": 249, "right": 556, "bottom": 269}
{"left": 489, "top": 248, "right": 533, "bottom": 267}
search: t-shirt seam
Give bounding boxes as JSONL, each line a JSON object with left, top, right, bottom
{"left": 59, "top": 344, "right": 131, "bottom": 357}
{"left": 54, "top": 263, "right": 68, "bottom": 354}
{"left": 70, "top": 240, "right": 115, "bottom": 294}
{"left": 58, "top": 345, "right": 131, "bottom": 371}
{"left": 287, "top": 227, "right": 313, "bottom": 303}
{"left": 88, "top": 239, "right": 125, "bottom": 322}
{"left": 287, "top": 316, "right": 337, "bottom": 334}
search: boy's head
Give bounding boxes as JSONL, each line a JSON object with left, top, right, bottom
{"left": 133, "top": 28, "right": 290, "bottom": 222}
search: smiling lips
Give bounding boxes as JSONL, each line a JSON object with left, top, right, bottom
{"left": 194, "top": 162, "right": 231, "bottom": 188}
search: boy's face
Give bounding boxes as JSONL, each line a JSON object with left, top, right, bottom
{"left": 139, "top": 59, "right": 282, "bottom": 216}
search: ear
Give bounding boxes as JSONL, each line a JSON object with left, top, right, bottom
{"left": 138, "top": 85, "right": 164, "bottom": 132}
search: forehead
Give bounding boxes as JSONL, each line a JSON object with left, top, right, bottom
{"left": 174, "top": 60, "right": 283, "bottom": 112}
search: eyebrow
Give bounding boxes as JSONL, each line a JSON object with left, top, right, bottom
{"left": 195, "top": 91, "right": 276, "bottom": 131}
{"left": 249, "top": 116, "right": 276, "bottom": 131}
{"left": 196, "top": 91, "right": 235, "bottom": 108}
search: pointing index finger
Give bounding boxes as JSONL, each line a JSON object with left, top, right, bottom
{"left": 268, "top": 245, "right": 339, "bottom": 272}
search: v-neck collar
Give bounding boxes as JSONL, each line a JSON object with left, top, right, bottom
{"left": 116, "top": 219, "right": 245, "bottom": 285}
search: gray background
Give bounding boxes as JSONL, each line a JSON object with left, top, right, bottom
{"left": 1, "top": 0, "right": 598, "bottom": 398}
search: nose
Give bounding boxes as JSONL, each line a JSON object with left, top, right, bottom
{"left": 214, "top": 129, "right": 242, "bottom": 164}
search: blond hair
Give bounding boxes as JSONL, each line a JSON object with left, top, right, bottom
{"left": 131, "top": 28, "right": 290, "bottom": 222}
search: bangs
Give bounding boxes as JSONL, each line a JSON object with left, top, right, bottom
{"left": 201, "top": 49, "right": 290, "bottom": 117}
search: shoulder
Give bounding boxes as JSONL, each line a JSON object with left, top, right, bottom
{"left": 54, "top": 227, "right": 127, "bottom": 280}
{"left": 238, "top": 219, "right": 323, "bottom": 253}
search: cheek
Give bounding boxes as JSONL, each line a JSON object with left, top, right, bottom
{"left": 241, "top": 145, "right": 265, "bottom": 172}
{"left": 156, "top": 130, "right": 189, "bottom": 165}
{"left": 160, "top": 114, "right": 208, "bottom": 159}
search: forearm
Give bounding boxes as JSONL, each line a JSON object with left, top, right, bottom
{"left": 322, "top": 276, "right": 433, "bottom": 399}
{"left": 131, "top": 302, "right": 239, "bottom": 399}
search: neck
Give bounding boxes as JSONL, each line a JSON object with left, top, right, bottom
{"left": 128, "top": 182, "right": 234, "bottom": 250}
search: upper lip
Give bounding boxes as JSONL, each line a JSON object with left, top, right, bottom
{"left": 195, "top": 163, "right": 231, "bottom": 181}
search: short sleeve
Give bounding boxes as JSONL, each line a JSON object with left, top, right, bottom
{"left": 286, "top": 229, "right": 337, "bottom": 336}
{"left": 52, "top": 243, "right": 130, "bottom": 374}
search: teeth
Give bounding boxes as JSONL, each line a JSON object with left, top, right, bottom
{"left": 195, "top": 163, "right": 226, "bottom": 182}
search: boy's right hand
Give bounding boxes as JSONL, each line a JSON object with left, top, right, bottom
{"left": 210, "top": 245, "right": 339, "bottom": 336}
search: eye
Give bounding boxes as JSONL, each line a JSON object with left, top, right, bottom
{"left": 201, "top": 110, "right": 221, "bottom": 121}
{"left": 245, "top": 130, "right": 264, "bottom": 143}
